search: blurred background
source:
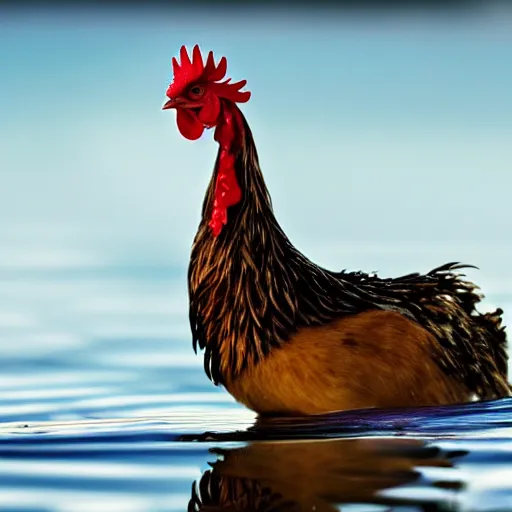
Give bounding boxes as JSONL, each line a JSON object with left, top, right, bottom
{"left": 0, "top": 1, "right": 511, "bottom": 405}
{"left": 1, "top": 3, "right": 512, "bottom": 511}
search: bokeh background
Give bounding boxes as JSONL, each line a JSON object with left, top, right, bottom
{"left": 1, "top": 1, "right": 511, "bottom": 381}
{"left": 1, "top": 4, "right": 512, "bottom": 511}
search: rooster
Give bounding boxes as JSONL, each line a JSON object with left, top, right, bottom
{"left": 163, "top": 45, "right": 510, "bottom": 416}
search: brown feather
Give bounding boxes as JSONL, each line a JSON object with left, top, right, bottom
{"left": 188, "top": 107, "right": 510, "bottom": 411}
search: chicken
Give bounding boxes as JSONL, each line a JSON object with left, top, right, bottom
{"left": 163, "top": 45, "right": 510, "bottom": 416}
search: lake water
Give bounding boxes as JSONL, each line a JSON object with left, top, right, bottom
{"left": 1, "top": 266, "right": 511, "bottom": 512}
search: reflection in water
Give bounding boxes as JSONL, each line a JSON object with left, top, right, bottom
{"left": 188, "top": 438, "right": 465, "bottom": 511}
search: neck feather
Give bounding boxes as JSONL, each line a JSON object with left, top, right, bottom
{"left": 188, "top": 105, "right": 382, "bottom": 384}
{"left": 189, "top": 104, "right": 292, "bottom": 383}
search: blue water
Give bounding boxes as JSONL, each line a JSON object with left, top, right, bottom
{"left": 1, "top": 267, "right": 511, "bottom": 511}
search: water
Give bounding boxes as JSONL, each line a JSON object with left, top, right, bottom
{"left": 0, "top": 267, "right": 511, "bottom": 512}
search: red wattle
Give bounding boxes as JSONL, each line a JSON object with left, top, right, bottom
{"left": 209, "top": 155, "right": 242, "bottom": 236}
{"left": 176, "top": 108, "right": 204, "bottom": 140}
{"left": 209, "top": 104, "right": 243, "bottom": 237}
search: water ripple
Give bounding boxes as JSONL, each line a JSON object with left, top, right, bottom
{"left": 0, "top": 271, "right": 511, "bottom": 511}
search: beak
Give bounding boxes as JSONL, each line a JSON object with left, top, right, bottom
{"left": 162, "top": 98, "right": 203, "bottom": 110}
{"left": 162, "top": 99, "right": 179, "bottom": 110}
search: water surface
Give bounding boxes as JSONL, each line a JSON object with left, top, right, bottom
{"left": 1, "top": 268, "right": 511, "bottom": 511}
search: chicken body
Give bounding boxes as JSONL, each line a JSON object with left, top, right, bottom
{"left": 187, "top": 112, "right": 509, "bottom": 415}
{"left": 225, "top": 310, "right": 471, "bottom": 415}
{"left": 164, "top": 45, "right": 510, "bottom": 416}
{"left": 186, "top": 112, "right": 509, "bottom": 415}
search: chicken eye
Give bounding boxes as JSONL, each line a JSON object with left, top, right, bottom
{"left": 189, "top": 85, "right": 204, "bottom": 97}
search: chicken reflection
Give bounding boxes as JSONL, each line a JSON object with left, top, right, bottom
{"left": 187, "top": 437, "right": 464, "bottom": 511}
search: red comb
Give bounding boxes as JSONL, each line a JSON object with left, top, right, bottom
{"left": 166, "top": 45, "right": 251, "bottom": 104}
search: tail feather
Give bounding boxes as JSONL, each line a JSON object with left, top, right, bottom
{"left": 472, "top": 307, "right": 510, "bottom": 393}
{"left": 337, "top": 262, "right": 510, "bottom": 399}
